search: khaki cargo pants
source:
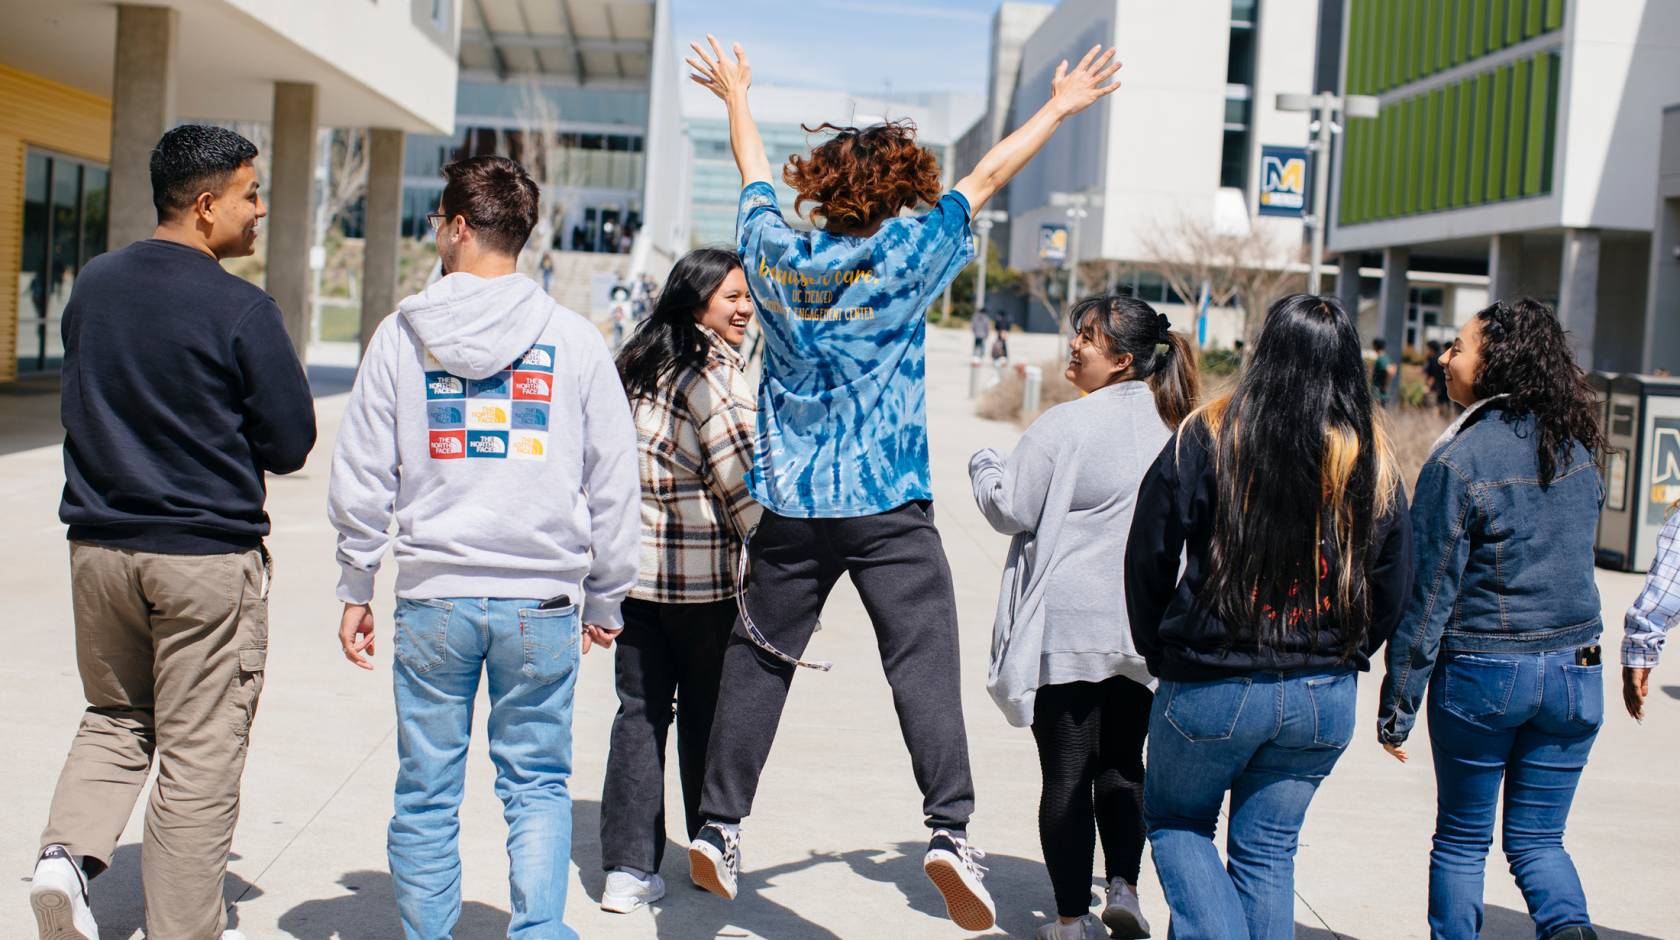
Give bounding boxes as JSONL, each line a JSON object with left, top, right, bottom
{"left": 41, "top": 542, "right": 269, "bottom": 940}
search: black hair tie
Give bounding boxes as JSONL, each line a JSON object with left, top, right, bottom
{"left": 1155, "top": 313, "right": 1172, "bottom": 345}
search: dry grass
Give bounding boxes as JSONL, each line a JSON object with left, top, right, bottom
{"left": 975, "top": 360, "right": 1083, "bottom": 426}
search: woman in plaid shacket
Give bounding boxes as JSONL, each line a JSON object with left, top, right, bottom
{"left": 598, "top": 247, "right": 761, "bottom": 913}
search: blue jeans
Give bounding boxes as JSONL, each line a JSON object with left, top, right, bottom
{"left": 1426, "top": 650, "right": 1601, "bottom": 939}
{"left": 1143, "top": 670, "right": 1356, "bottom": 940}
{"left": 388, "top": 597, "right": 581, "bottom": 940}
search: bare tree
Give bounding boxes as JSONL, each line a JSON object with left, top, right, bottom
{"left": 514, "top": 80, "right": 587, "bottom": 270}
{"left": 323, "top": 128, "right": 369, "bottom": 233}
{"left": 1140, "top": 213, "right": 1303, "bottom": 351}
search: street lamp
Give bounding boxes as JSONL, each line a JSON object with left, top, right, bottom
{"left": 972, "top": 209, "right": 1008, "bottom": 317}
{"left": 1049, "top": 191, "right": 1102, "bottom": 313}
{"left": 1275, "top": 92, "right": 1379, "bottom": 294}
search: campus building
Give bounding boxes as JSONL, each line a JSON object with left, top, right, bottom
{"left": 400, "top": 0, "right": 686, "bottom": 313}
{"left": 1330, "top": 0, "right": 1680, "bottom": 371}
{"left": 683, "top": 85, "right": 982, "bottom": 249}
{"left": 1, "top": 0, "right": 460, "bottom": 382}
{"left": 964, "top": 0, "right": 1326, "bottom": 342}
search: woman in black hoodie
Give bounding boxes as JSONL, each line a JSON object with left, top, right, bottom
{"left": 1123, "top": 294, "right": 1413, "bottom": 939}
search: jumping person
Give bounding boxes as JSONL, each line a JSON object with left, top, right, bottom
{"left": 598, "top": 247, "right": 761, "bottom": 913}
{"left": 970, "top": 295, "right": 1198, "bottom": 940}
{"left": 328, "top": 155, "right": 639, "bottom": 940}
{"left": 1126, "top": 294, "right": 1412, "bottom": 940}
{"left": 1378, "top": 299, "right": 1607, "bottom": 940}
{"left": 30, "top": 124, "right": 315, "bottom": 940}
{"left": 683, "top": 34, "right": 1122, "bottom": 931}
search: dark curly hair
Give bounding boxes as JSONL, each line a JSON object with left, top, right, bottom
{"left": 784, "top": 121, "right": 942, "bottom": 235}
{"left": 1471, "top": 297, "right": 1606, "bottom": 486}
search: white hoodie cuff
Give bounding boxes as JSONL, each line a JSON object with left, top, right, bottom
{"left": 336, "top": 566, "right": 377, "bottom": 606}
{"left": 584, "top": 597, "right": 625, "bottom": 632}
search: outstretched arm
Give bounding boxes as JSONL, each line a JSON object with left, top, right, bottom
{"left": 688, "top": 36, "right": 772, "bottom": 187}
{"left": 955, "top": 45, "right": 1122, "bottom": 212}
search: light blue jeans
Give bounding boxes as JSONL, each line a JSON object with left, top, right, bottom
{"left": 1142, "top": 669, "right": 1357, "bottom": 940}
{"left": 388, "top": 597, "right": 581, "bottom": 940}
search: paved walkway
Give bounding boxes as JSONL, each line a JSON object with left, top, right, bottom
{"left": 3, "top": 327, "right": 1676, "bottom": 939}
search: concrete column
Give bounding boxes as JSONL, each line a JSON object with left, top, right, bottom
{"left": 1488, "top": 232, "right": 1522, "bottom": 303}
{"left": 1558, "top": 228, "right": 1601, "bottom": 367}
{"left": 1646, "top": 199, "right": 1680, "bottom": 374}
{"left": 266, "top": 82, "right": 319, "bottom": 361}
{"left": 1336, "top": 252, "right": 1362, "bottom": 320}
{"left": 360, "top": 128, "right": 406, "bottom": 353}
{"left": 107, "top": 5, "right": 178, "bottom": 250}
{"left": 1378, "top": 246, "right": 1410, "bottom": 360}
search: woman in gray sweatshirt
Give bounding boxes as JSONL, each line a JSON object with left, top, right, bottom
{"left": 969, "top": 294, "right": 1198, "bottom": 940}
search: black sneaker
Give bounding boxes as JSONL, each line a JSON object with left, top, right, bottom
{"left": 1541, "top": 928, "right": 1599, "bottom": 940}
{"left": 688, "top": 822, "right": 740, "bottom": 901}
{"left": 923, "top": 829, "right": 996, "bottom": 931}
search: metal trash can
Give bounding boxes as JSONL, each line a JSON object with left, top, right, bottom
{"left": 1596, "top": 374, "right": 1680, "bottom": 572}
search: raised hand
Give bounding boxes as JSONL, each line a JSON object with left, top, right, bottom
{"left": 687, "top": 35, "right": 752, "bottom": 103}
{"left": 1049, "top": 45, "right": 1123, "bottom": 118}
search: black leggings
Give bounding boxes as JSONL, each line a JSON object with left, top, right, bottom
{"left": 1031, "top": 676, "right": 1153, "bottom": 918}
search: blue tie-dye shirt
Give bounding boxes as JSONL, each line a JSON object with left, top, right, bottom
{"left": 736, "top": 180, "right": 976, "bottom": 518}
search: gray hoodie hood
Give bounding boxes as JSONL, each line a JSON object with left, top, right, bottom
{"left": 398, "top": 272, "right": 551, "bottom": 380}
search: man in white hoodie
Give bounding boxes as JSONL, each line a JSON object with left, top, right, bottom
{"left": 328, "top": 155, "right": 638, "bottom": 940}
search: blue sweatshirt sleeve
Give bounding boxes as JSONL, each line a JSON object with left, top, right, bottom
{"left": 232, "top": 297, "right": 316, "bottom": 474}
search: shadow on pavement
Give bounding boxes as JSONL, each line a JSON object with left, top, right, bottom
{"left": 831, "top": 839, "right": 1052, "bottom": 938}
{"left": 1482, "top": 905, "right": 1664, "bottom": 940}
{"left": 1660, "top": 684, "right": 1680, "bottom": 701}
{"left": 85, "top": 844, "right": 263, "bottom": 938}
{"left": 0, "top": 373, "right": 63, "bottom": 456}
{"left": 276, "top": 869, "right": 509, "bottom": 939}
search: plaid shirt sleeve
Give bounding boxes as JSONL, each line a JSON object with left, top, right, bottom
{"left": 690, "top": 355, "right": 761, "bottom": 541}
{"left": 1624, "top": 510, "right": 1680, "bottom": 668}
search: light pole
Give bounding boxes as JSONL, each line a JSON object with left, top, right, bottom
{"left": 1049, "top": 192, "right": 1100, "bottom": 347}
{"left": 972, "top": 209, "right": 1008, "bottom": 317}
{"left": 1275, "top": 92, "right": 1378, "bottom": 294}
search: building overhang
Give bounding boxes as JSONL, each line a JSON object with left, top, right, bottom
{"left": 460, "top": 0, "right": 654, "bottom": 85}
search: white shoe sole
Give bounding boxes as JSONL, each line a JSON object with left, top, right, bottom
{"left": 1102, "top": 904, "right": 1151, "bottom": 939}
{"left": 30, "top": 886, "right": 94, "bottom": 940}
{"left": 923, "top": 853, "right": 996, "bottom": 932}
{"left": 600, "top": 884, "right": 666, "bottom": 913}
{"left": 688, "top": 843, "right": 737, "bottom": 901}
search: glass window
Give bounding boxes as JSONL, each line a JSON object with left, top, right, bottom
{"left": 1231, "top": 0, "right": 1258, "bottom": 26}
{"left": 18, "top": 151, "right": 106, "bottom": 374}
{"left": 1226, "top": 25, "right": 1256, "bottom": 86}
{"left": 1224, "top": 96, "right": 1251, "bottom": 128}
{"left": 1220, "top": 130, "right": 1251, "bottom": 189}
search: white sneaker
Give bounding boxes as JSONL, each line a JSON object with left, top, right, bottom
{"left": 30, "top": 845, "right": 97, "bottom": 940}
{"left": 923, "top": 829, "right": 997, "bottom": 932}
{"left": 1034, "top": 914, "right": 1108, "bottom": 940}
{"left": 1102, "top": 878, "right": 1152, "bottom": 939}
{"left": 601, "top": 869, "right": 666, "bottom": 913}
{"left": 222, "top": 932, "right": 248, "bottom": 940}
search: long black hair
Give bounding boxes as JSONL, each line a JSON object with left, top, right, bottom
{"left": 1471, "top": 297, "right": 1605, "bottom": 486}
{"left": 1068, "top": 293, "right": 1200, "bottom": 426}
{"left": 1192, "top": 294, "right": 1400, "bottom": 657}
{"left": 615, "top": 247, "right": 741, "bottom": 402}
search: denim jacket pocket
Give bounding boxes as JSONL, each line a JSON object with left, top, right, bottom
{"left": 1164, "top": 677, "right": 1252, "bottom": 742}
{"left": 1305, "top": 672, "right": 1357, "bottom": 748}
{"left": 519, "top": 604, "right": 580, "bottom": 685}
{"left": 1440, "top": 654, "right": 1519, "bottom": 724}
{"left": 1561, "top": 663, "right": 1604, "bottom": 732}
{"left": 394, "top": 598, "right": 453, "bottom": 674}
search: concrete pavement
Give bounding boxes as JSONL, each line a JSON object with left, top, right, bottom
{"left": 3, "top": 326, "right": 1676, "bottom": 939}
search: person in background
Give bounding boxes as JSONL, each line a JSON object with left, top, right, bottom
{"left": 540, "top": 251, "right": 555, "bottom": 294}
{"left": 598, "top": 247, "right": 761, "bottom": 913}
{"left": 970, "top": 294, "right": 1198, "bottom": 940}
{"left": 991, "top": 320, "right": 1011, "bottom": 366}
{"left": 31, "top": 124, "right": 315, "bottom": 940}
{"left": 1423, "top": 339, "right": 1452, "bottom": 417}
{"left": 610, "top": 284, "right": 633, "bottom": 349}
{"left": 1371, "top": 336, "right": 1395, "bottom": 407}
{"left": 1623, "top": 503, "right": 1680, "bottom": 721}
{"left": 328, "top": 155, "right": 639, "bottom": 940}
{"left": 1127, "top": 294, "right": 1411, "bottom": 940}
{"left": 1378, "top": 298, "right": 1606, "bottom": 940}
{"left": 685, "top": 33, "right": 1121, "bottom": 931}
{"left": 972, "top": 307, "right": 993, "bottom": 358}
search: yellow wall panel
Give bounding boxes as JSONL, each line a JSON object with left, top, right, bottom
{"left": 0, "top": 134, "right": 24, "bottom": 382}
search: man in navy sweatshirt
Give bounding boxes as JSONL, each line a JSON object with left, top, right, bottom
{"left": 30, "top": 124, "right": 315, "bottom": 940}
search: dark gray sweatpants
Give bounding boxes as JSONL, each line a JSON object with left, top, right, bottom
{"left": 699, "top": 502, "right": 976, "bottom": 832}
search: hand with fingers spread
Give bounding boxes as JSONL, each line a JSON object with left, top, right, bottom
{"left": 1383, "top": 741, "right": 1408, "bottom": 763}
{"left": 687, "top": 35, "right": 752, "bottom": 104}
{"left": 1049, "top": 45, "right": 1124, "bottom": 119}
{"left": 339, "top": 602, "right": 376, "bottom": 670}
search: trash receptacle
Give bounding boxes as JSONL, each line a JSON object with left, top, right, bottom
{"left": 1596, "top": 374, "right": 1680, "bottom": 572}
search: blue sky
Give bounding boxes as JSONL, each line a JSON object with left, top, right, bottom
{"left": 670, "top": 0, "right": 1024, "bottom": 94}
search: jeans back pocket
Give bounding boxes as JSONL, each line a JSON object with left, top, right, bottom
{"left": 1440, "top": 654, "right": 1520, "bottom": 725}
{"left": 1303, "top": 672, "right": 1357, "bottom": 748}
{"left": 1560, "top": 663, "right": 1604, "bottom": 732}
{"left": 1164, "top": 677, "right": 1253, "bottom": 742}
{"left": 394, "top": 598, "right": 453, "bottom": 674}
{"left": 519, "top": 604, "right": 580, "bottom": 685}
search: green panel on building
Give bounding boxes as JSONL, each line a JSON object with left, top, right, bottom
{"left": 1483, "top": 69, "right": 1505, "bottom": 201}
{"left": 1504, "top": 57, "right": 1528, "bottom": 199}
{"left": 1487, "top": 0, "right": 1505, "bottom": 54}
{"left": 1545, "top": 0, "right": 1564, "bottom": 31}
{"left": 1421, "top": 91, "right": 1438, "bottom": 213}
{"left": 1507, "top": 0, "right": 1526, "bottom": 45}
{"left": 1525, "top": 0, "right": 1543, "bottom": 37}
{"left": 1434, "top": 87, "right": 1453, "bottom": 210}
{"left": 1522, "top": 54, "right": 1551, "bottom": 195}
{"left": 1452, "top": 79, "right": 1473, "bottom": 207}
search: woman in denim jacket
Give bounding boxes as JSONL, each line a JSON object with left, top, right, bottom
{"left": 1378, "top": 298, "right": 1606, "bottom": 940}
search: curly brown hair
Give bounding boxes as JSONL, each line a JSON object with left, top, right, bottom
{"left": 784, "top": 121, "right": 942, "bottom": 235}
{"left": 1472, "top": 297, "right": 1606, "bottom": 486}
